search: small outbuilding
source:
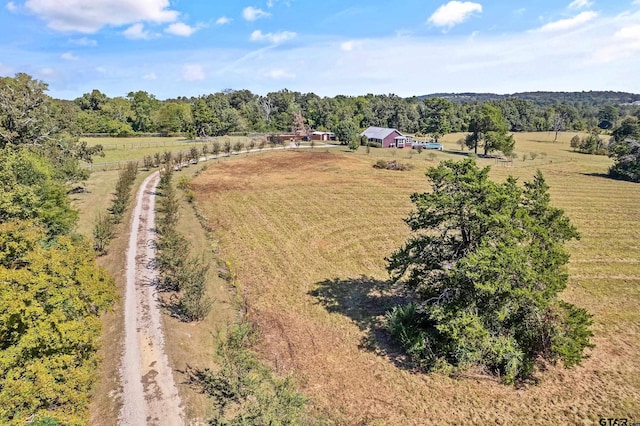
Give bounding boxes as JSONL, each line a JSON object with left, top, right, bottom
{"left": 311, "top": 131, "right": 336, "bottom": 141}
{"left": 360, "top": 126, "right": 412, "bottom": 148}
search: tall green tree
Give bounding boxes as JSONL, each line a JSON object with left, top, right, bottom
{"left": 419, "top": 98, "right": 453, "bottom": 142}
{"left": 74, "top": 89, "right": 109, "bottom": 111}
{"left": 608, "top": 138, "right": 640, "bottom": 183}
{"left": 597, "top": 104, "right": 619, "bottom": 130}
{"left": 333, "top": 120, "right": 358, "bottom": 144}
{"left": 0, "top": 148, "right": 78, "bottom": 236}
{"left": 611, "top": 117, "right": 640, "bottom": 142}
{"left": 0, "top": 73, "right": 55, "bottom": 147}
{"left": 127, "top": 90, "right": 159, "bottom": 132}
{"left": 0, "top": 225, "right": 115, "bottom": 424}
{"left": 465, "top": 103, "right": 514, "bottom": 155}
{"left": 386, "top": 159, "right": 592, "bottom": 383}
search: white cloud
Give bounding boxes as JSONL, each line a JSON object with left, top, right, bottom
{"left": 23, "top": 0, "right": 179, "bottom": 33}
{"left": 60, "top": 51, "right": 79, "bottom": 60}
{"left": 615, "top": 24, "right": 640, "bottom": 41}
{"left": 6, "top": 1, "right": 17, "bottom": 12}
{"left": 250, "top": 30, "right": 296, "bottom": 44}
{"left": 568, "top": 0, "right": 594, "bottom": 9}
{"left": 143, "top": 72, "right": 157, "bottom": 80}
{"left": 165, "top": 22, "right": 197, "bottom": 37}
{"left": 266, "top": 69, "right": 295, "bottom": 79}
{"left": 242, "top": 6, "right": 270, "bottom": 21}
{"left": 216, "top": 16, "right": 231, "bottom": 25}
{"left": 594, "top": 24, "right": 640, "bottom": 62}
{"left": 340, "top": 40, "right": 358, "bottom": 51}
{"left": 69, "top": 37, "right": 97, "bottom": 46}
{"left": 123, "top": 23, "right": 153, "bottom": 40}
{"left": 428, "top": 1, "right": 482, "bottom": 29}
{"left": 538, "top": 11, "right": 598, "bottom": 32}
{"left": 10, "top": 4, "right": 640, "bottom": 100}
{"left": 181, "top": 64, "right": 205, "bottom": 81}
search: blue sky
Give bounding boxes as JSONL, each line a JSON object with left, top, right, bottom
{"left": 1, "top": 0, "right": 640, "bottom": 99}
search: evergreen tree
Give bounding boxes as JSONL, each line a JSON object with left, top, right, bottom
{"left": 386, "top": 159, "right": 592, "bottom": 383}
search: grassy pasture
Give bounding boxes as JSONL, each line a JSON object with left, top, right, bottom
{"left": 190, "top": 132, "right": 640, "bottom": 424}
{"left": 81, "top": 136, "right": 250, "bottom": 165}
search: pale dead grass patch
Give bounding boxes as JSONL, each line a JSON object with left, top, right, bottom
{"left": 192, "top": 138, "right": 640, "bottom": 424}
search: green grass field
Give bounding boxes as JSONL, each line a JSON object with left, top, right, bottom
{"left": 81, "top": 136, "right": 250, "bottom": 166}
{"left": 188, "top": 132, "right": 640, "bottom": 424}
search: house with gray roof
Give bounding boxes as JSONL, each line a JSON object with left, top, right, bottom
{"left": 360, "top": 126, "right": 412, "bottom": 148}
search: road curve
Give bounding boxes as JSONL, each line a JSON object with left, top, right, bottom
{"left": 119, "top": 171, "right": 184, "bottom": 426}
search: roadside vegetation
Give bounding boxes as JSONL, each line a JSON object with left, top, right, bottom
{"left": 0, "top": 75, "right": 114, "bottom": 425}
{"left": 155, "top": 166, "right": 212, "bottom": 321}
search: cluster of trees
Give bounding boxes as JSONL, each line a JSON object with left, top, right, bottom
{"left": 38, "top": 77, "right": 636, "bottom": 141}
{"left": 0, "top": 76, "right": 114, "bottom": 423}
{"left": 608, "top": 117, "right": 640, "bottom": 182}
{"left": 386, "top": 159, "right": 593, "bottom": 383}
{"left": 566, "top": 115, "right": 640, "bottom": 181}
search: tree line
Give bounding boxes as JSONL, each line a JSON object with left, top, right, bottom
{"left": 0, "top": 74, "right": 114, "bottom": 424}
{"left": 57, "top": 80, "right": 640, "bottom": 140}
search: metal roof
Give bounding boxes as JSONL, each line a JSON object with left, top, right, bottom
{"left": 360, "top": 126, "right": 403, "bottom": 140}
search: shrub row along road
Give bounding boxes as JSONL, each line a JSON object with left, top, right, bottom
{"left": 117, "top": 145, "right": 335, "bottom": 424}
{"left": 119, "top": 171, "right": 184, "bottom": 426}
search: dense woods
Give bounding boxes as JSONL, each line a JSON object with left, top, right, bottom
{"left": 59, "top": 85, "right": 640, "bottom": 139}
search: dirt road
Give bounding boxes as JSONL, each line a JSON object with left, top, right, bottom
{"left": 119, "top": 172, "right": 184, "bottom": 426}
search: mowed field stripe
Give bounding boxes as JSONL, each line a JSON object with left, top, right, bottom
{"left": 192, "top": 143, "right": 640, "bottom": 424}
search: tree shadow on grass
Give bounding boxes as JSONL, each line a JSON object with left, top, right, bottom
{"left": 308, "top": 276, "right": 417, "bottom": 371}
{"left": 581, "top": 172, "right": 611, "bottom": 179}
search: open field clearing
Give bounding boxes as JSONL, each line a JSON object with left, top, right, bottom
{"left": 81, "top": 136, "right": 250, "bottom": 165}
{"left": 190, "top": 133, "right": 640, "bottom": 424}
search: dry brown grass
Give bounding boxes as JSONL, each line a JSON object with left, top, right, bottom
{"left": 190, "top": 133, "right": 640, "bottom": 425}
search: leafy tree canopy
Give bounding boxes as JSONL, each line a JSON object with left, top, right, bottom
{"left": 0, "top": 148, "right": 78, "bottom": 237}
{"left": 0, "top": 225, "right": 115, "bottom": 424}
{"left": 465, "top": 103, "right": 515, "bottom": 156}
{"left": 0, "top": 73, "right": 103, "bottom": 182}
{"left": 386, "top": 159, "right": 592, "bottom": 383}
{"left": 608, "top": 137, "right": 640, "bottom": 183}
{"left": 419, "top": 97, "right": 453, "bottom": 142}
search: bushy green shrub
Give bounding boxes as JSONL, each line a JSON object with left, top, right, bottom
{"left": 109, "top": 161, "right": 138, "bottom": 223}
{"left": 608, "top": 138, "right": 640, "bottom": 183}
{"left": 192, "top": 323, "right": 306, "bottom": 425}
{"left": 386, "top": 159, "right": 593, "bottom": 384}
{"left": 373, "top": 159, "right": 388, "bottom": 169}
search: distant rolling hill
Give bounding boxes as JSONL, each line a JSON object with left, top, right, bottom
{"left": 417, "top": 91, "right": 640, "bottom": 106}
